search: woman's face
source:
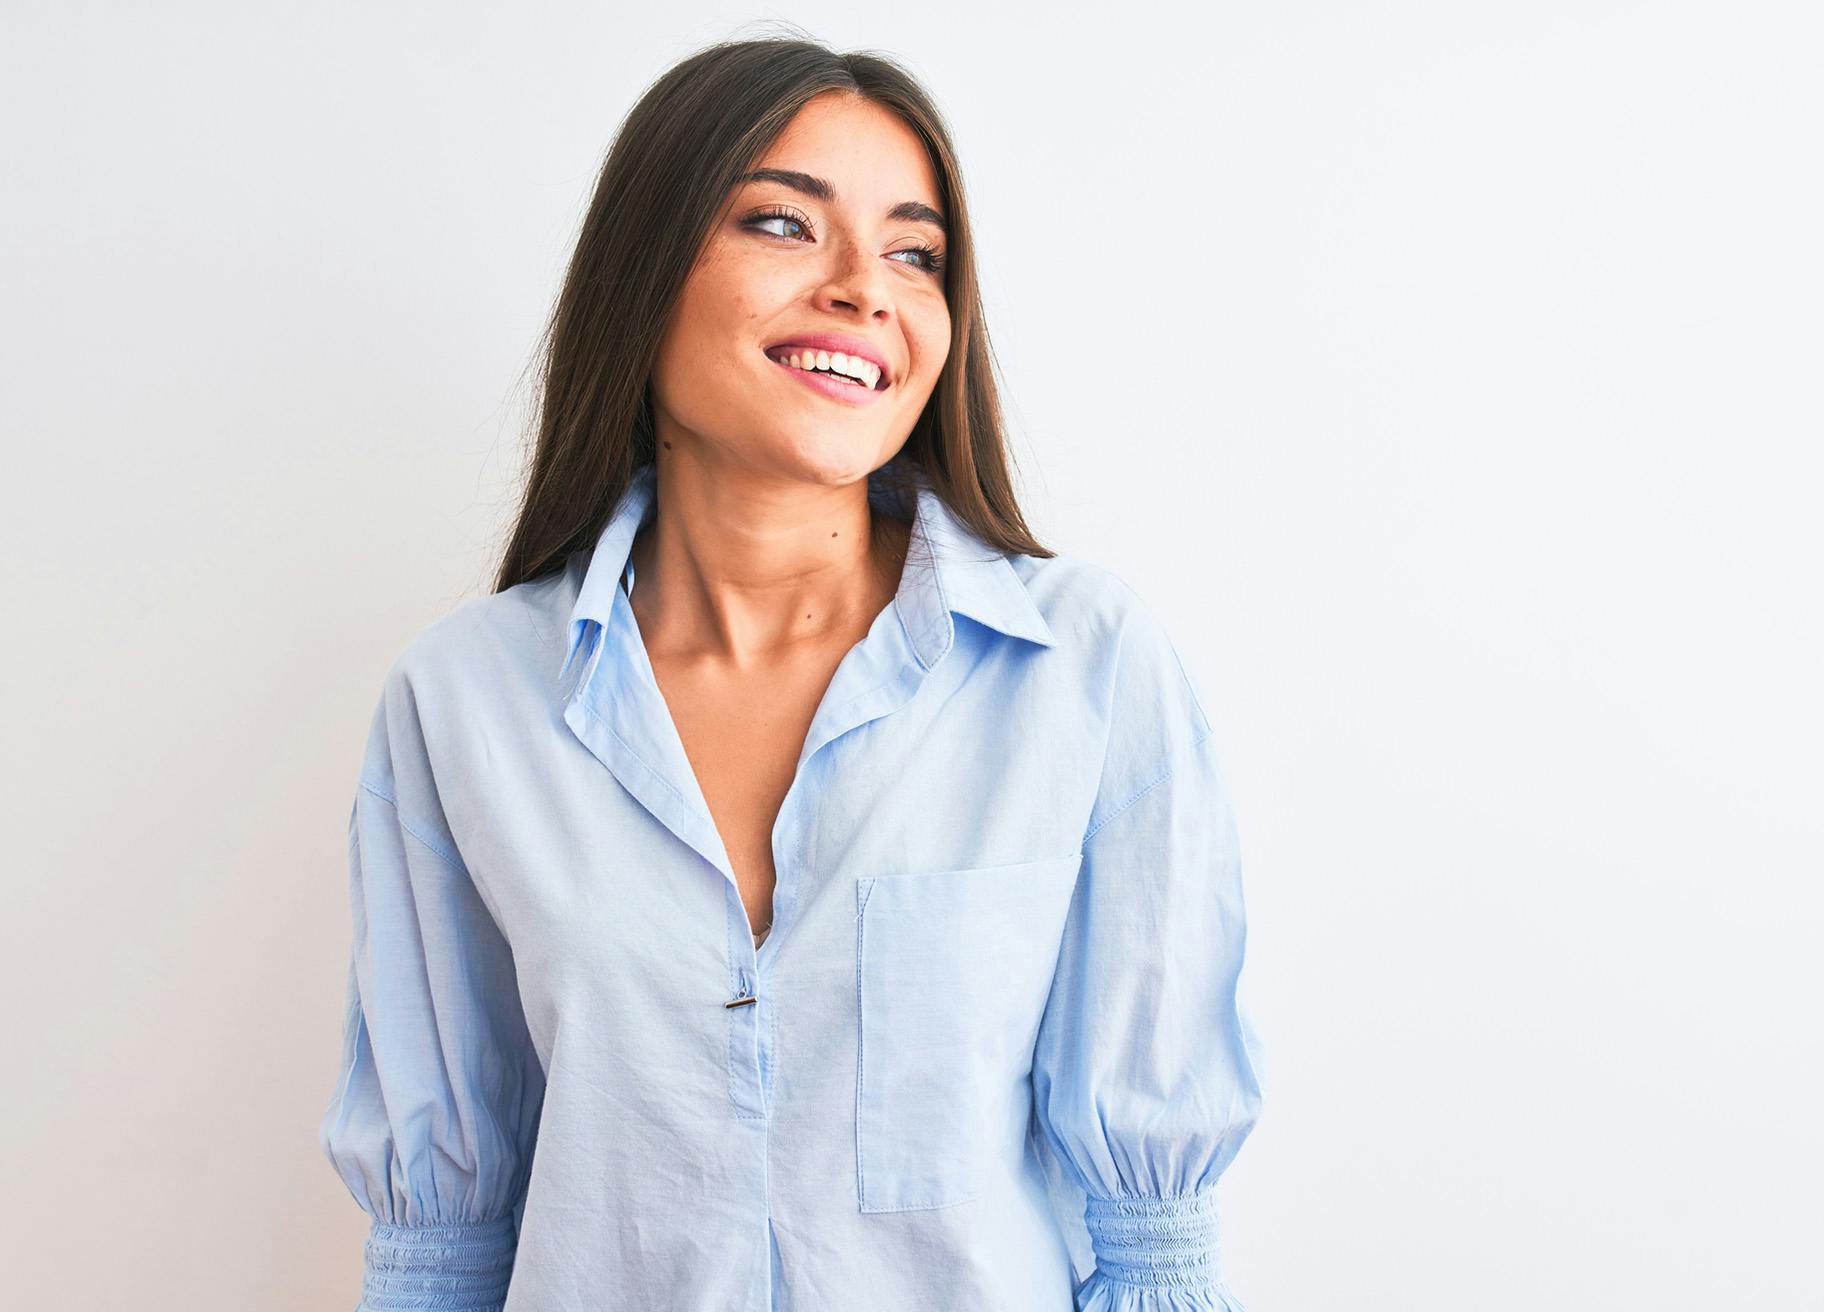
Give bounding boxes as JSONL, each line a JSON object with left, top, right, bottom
{"left": 649, "top": 91, "right": 952, "bottom": 484}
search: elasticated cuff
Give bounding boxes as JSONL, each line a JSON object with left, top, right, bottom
{"left": 1079, "top": 1190, "right": 1245, "bottom": 1308}
{"left": 360, "top": 1217, "right": 516, "bottom": 1311}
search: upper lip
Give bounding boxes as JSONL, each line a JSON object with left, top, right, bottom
{"left": 762, "top": 332, "right": 893, "bottom": 389}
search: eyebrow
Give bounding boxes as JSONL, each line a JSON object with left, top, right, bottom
{"left": 735, "top": 168, "right": 947, "bottom": 234}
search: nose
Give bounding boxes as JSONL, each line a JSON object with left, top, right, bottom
{"left": 815, "top": 238, "right": 891, "bottom": 321}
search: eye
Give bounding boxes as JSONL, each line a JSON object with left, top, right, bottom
{"left": 742, "top": 205, "right": 947, "bottom": 278}
{"left": 742, "top": 205, "right": 813, "bottom": 241}
{"left": 890, "top": 243, "right": 947, "bottom": 276}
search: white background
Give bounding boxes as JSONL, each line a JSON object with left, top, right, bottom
{"left": 2, "top": 3, "right": 1819, "bottom": 1308}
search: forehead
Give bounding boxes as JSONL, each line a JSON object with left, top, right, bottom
{"left": 750, "top": 93, "right": 940, "bottom": 206}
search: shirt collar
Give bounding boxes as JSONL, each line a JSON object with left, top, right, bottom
{"left": 559, "top": 454, "right": 1054, "bottom": 682}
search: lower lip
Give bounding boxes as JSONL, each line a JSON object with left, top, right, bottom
{"left": 766, "top": 354, "right": 887, "bottom": 406}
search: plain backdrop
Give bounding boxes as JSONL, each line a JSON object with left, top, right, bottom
{"left": 3, "top": 3, "right": 1819, "bottom": 1308}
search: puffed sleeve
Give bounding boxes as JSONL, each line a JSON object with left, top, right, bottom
{"left": 318, "top": 669, "right": 547, "bottom": 1311}
{"left": 1031, "top": 598, "right": 1268, "bottom": 1311}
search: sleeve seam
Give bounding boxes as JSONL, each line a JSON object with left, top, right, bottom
{"left": 1081, "top": 719, "right": 1213, "bottom": 848}
{"left": 357, "top": 779, "right": 470, "bottom": 876}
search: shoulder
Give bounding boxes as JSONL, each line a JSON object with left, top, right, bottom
{"left": 380, "top": 553, "right": 586, "bottom": 702}
{"left": 1011, "top": 551, "right": 1216, "bottom": 818}
{"left": 1010, "top": 552, "right": 1210, "bottom": 723}
{"left": 1007, "top": 551, "right": 1139, "bottom": 634}
{"left": 359, "top": 554, "right": 586, "bottom": 786}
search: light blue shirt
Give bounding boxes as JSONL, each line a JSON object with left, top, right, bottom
{"left": 318, "top": 453, "right": 1267, "bottom": 1311}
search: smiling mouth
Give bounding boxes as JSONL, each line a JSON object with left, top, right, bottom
{"left": 762, "top": 346, "right": 890, "bottom": 391}
{"left": 760, "top": 350, "right": 891, "bottom": 406}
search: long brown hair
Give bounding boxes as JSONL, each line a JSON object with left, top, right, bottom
{"left": 491, "top": 30, "right": 1054, "bottom": 596}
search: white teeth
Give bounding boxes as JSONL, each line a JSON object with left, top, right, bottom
{"left": 772, "top": 346, "right": 881, "bottom": 389}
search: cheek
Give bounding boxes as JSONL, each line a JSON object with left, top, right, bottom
{"left": 708, "top": 233, "right": 794, "bottom": 300}
{"left": 658, "top": 268, "right": 759, "bottom": 384}
{"left": 910, "top": 308, "right": 953, "bottom": 385}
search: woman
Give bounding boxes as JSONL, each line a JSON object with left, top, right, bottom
{"left": 319, "top": 34, "right": 1265, "bottom": 1312}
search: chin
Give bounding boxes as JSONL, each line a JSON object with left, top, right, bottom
{"left": 771, "top": 436, "right": 895, "bottom": 487}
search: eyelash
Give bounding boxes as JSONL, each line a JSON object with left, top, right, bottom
{"left": 741, "top": 205, "right": 947, "bottom": 276}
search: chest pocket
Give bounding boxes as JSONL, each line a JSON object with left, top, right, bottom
{"left": 854, "top": 852, "right": 1084, "bottom": 1213}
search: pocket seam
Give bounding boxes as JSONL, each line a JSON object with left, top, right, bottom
{"left": 856, "top": 874, "right": 984, "bottom": 1213}
{"left": 852, "top": 851, "right": 1085, "bottom": 888}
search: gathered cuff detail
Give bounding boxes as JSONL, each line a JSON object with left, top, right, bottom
{"left": 360, "top": 1217, "right": 517, "bottom": 1311}
{"left": 1082, "top": 1190, "right": 1229, "bottom": 1292}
